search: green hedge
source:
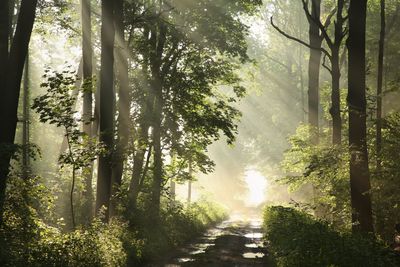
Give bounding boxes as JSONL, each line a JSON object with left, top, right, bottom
{"left": 263, "top": 206, "right": 400, "bottom": 267}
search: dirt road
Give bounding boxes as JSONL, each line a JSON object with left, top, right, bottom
{"left": 163, "top": 217, "right": 270, "bottom": 267}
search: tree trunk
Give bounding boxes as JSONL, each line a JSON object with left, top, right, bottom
{"left": 375, "top": 0, "right": 386, "bottom": 236}
{"left": 81, "top": 0, "right": 94, "bottom": 224}
{"left": 330, "top": 47, "right": 342, "bottom": 145}
{"left": 149, "top": 14, "right": 167, "bottom": 220}
{"left": 110, "top": 0, "right": 131, "bottom": 218}
{"left": 22, "top": 53, "right": 30, "bottom": 180}
{"left": 151, "top": 75, "right": 163, "bottom": 220}
{"left": 376, "top": 0, "right": 385, "bottom": 173}
{"left": 187, "top": 160, "right": 193, "bottom": 205}
{"left": 347, "top": 0, "right": 374, "bottom": 234}
{"left": 170, "top": 180, "right": 176, "bottom": 203}
{"left": 329, "top": 0, "right": 346, "bottom": 145}
{"left": 128, "top": 124, "right": 149, "bottom": 211}
{"left": 0, "top": 0, "right": 38, "bottom": 224}
{"left": 96, "top": 0, "right": 115, "bottom": 221}
{"left": 308, "top": 0, "right": 322, "bottom": 144}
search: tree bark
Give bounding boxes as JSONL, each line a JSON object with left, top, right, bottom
{"left": 110, "top": 0, "right": 131, "bottom": 218}
{"left": 376, "top": 0, "right": 385, "bottom": 173}
{"left": 187, "top": 160, "right": 193, "bottom": 205}
{"left": 330, "top": 47, "right": 342, "bottom": 145}
{"left": 128, "top": 124, "right": 149, "bottom": 211}
{"left": 149, "top": 18, "right": 167, "bottom": 220}
{"left": 81, "top": 0, "right": 94, "bottom": 224}
{"left": 151, "top": 75, "right": 163, "bottom": 220}
{"left": 96, "top": 0, "right": 115, "bottom": 221}
{"left": 329, "top": 0, "right": 346, "bottom": 145}
{"left": 0, "top": 0, "right": 38, "bottom": 224}
{"left": 308, "top": 0, "right": 322, "bottom": 144}
{"left": 22, "top": 53, "right": 30, "bottom": 180}
{"left": 347, "top": 0, "right": 374, "bottom": 234}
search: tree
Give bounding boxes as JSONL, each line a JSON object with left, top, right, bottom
{"left": 307, "top": 0, "right": 323, "bottom": 144}
{"left": 270, "top": 0, "right": 325, "bottom": 144}
{"left": 301, "top": 0, "right": 347, "bottom": 145}
{"left": 123, "top": 0, "right": 261, "bottom": 220}
{"left": 110, "top": 0, "right": 131, "bottom": 217}
{"left": 33, "top": 69, "right": 101, "bottom": 229}
{"left": 81, "top": 0, "right": 94, "bottom": 223}
{"left": 0, "top": 0, "right": 38, "bottom": 224}
{"left": 347, "top": 0, "right": 374, "bottom": 233}
{"left": 376, "top": 0, "right": 386, "bottom": 172}
{"left": 96, "top": 0, "right": 115, "bottom": 221}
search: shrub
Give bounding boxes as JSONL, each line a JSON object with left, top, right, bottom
{"left": 263, "top": 206, "right": 400, "bottom": 267}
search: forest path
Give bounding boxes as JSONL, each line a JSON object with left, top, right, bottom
{"left": 162, "top": 215, "right": 270, "bottom": 267}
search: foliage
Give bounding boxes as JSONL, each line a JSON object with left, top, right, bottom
{"left": 370, "top": 112, "right": 400, "bottom": 241}
{"left": 128, "top": 198, "right": 227, "bottom": 265}
{"left": 32, "top": 67, "right": 102, "bottom": 171}
{"left": 263, "top": 206, "right": 400, "bottom": 267}
{"left": 0, "top": 174, "right": 133, "bottom": 267}
{"left": 280, "top": 124, "right": 351, "bottom": 228}
{"left": 32, "top": 68, "right": 103, "bottom": 228}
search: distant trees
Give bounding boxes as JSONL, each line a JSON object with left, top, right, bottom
{"left": 271, "top": 0, "right": 347, "bottom": 145}
{"left": 275, "top": 0, "right": 388, "bottom": 235}
{"left": 125, "top": 0, "right": 261, "bottom": 220}
{"left": 300, "top": 0, "right": 347, "bottom": 145}
{"left": 24, "top": 0, "right": 260, "bottom": 225}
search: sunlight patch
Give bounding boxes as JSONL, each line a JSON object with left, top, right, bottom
{"left": 244, "top": 169, "right": 267, "bottom": 206}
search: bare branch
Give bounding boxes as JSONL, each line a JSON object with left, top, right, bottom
{"left": 322, "top": 53, "right": 332, "bottom": 74}
{"left": 270, "top": 16, "right": 331, "bottom": 59}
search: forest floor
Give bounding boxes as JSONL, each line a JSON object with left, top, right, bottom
{"left": 157, "top": 215, "right": 271, "bottom": 267}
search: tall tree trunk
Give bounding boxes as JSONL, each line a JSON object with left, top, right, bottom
{"left": 127, "top": 26, "right": 151, "bottom": 212}
{"left": 170, "top": 179, "right": 176, "bottom": 203}
{"left": 22, "top": 53, "right": 30, "bottom": 180}
{"left": 329, "top": 0, "right": 346, "bottom": 145}
{"left": 81, "top": 0, "right": 94, "bottom": 224}
{"left": 151, "top": 75, "right": 163, "bottom": 220}
{"left": 330, "top": 47, "right": 342, "bottom": 145}
{"left": 376, "top": 0, "right": 385, "bottom": 173}
{"left": 0, "top": 0, "right": 10, "bottom": 227}
{"left": 149, "top": 14, "right": 167, "bottom": 220}
{"left": 110, "top": 0, "right": 130, "bottom": 218}
{"left": 187, "top": 160, "right": 193, "bottom": 205}
{"left": 0, "top": 0, "right": 38, "bottom": 224}
{"left": 128, "top": 124, "right": 149, "bottom": 211}
{"left": 347, "top": 0, "right": 374, "bottom": 234}
{"left": 96, "top": 0, "right": 115, "bottom": 221}
{"left": 375, "top": 0, "right": 386, "bottom": 236}
{"left": 308, "top": 0, "right": 322, "bottom": 144}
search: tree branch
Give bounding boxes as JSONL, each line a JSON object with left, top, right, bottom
{"left": 322, "top": 53, "right": 332, "bottom": 74}
{"left": 301, "top": 0, "right": 336, "bottom": 49}
{"left": 270, "top": 16, "right": 331, "bottom": 59}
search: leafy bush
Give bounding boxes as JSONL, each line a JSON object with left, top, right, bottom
{"left": 130, "top": 197, "right": 227, "bottom": 264}
{"left": 263, "top": 206, "right": 400, "bottom": 267}
{"left": 281, "top": 124, "right": 351, "bottom": 228}
{"left": 0, "top": 175, "right": 141, "bottom": 267}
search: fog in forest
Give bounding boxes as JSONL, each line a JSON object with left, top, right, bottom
{"left": 2, "top": 0, "right": 400, "bottom": 266}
